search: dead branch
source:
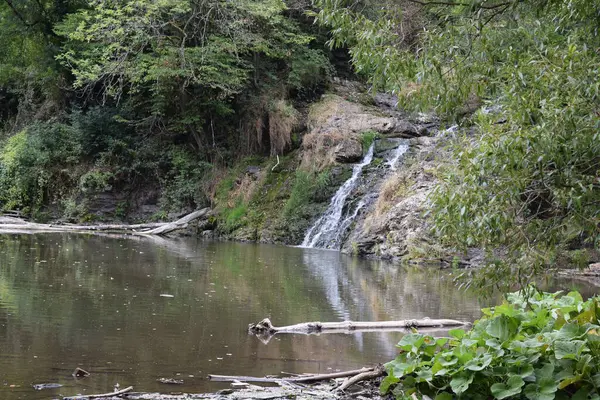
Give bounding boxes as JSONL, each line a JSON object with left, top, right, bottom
{"left": 0, "top": 209, "right": 211, "bottom": 237}
{"left": 140, "top": 208, "right": 211, "bottom": 235}
{"left": 65, "top": 385, "right": 133, "bottom": 399}
{"left": 335, "top": 364, "right": 386, "bottom": 392}
{"left": 209, "top": 367, "right": 376, "bottom": 384}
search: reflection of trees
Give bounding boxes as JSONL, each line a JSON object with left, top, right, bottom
{"left": 1, "top": 234, "right": 594, "bottom": 400}
{"left": 300, "top": 250, "right": 489, "bottom": 356}
{"left": 0, "top": 235, "right": 401, "bottom": 398}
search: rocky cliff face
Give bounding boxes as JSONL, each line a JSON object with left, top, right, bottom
{"left": 216, "top": 81, "right": 461, "bottom": 264}
{"left": 340, "top": 135, "right": 447, "bottom": 261}
{"left": 293, "top": 84, "right": 446, "bottom": 260}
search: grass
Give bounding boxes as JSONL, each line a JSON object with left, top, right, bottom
{"left": 360, "top": 130, "right": 379, "bottom": 150}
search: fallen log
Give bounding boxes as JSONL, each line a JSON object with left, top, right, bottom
{"left": 0, "top": 208, "right": 211, "bottom": 237}
{"left": 139, "top": 208, "right": 211, "bottom": 235}
{"left": 248, "top": 317, "right": 469, "bottom": 342}
{"left": 335, "top": 365, "right": 386, "bottom": 392}
{"left": 65, "top": 385, "right": 133, "bottom": 399}
{"left": 209, "top": 367, "right": 375, "bottom": 384}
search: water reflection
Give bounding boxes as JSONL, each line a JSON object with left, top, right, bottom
{"left": 0, "top": 234, "right": 596, "bottom": 399}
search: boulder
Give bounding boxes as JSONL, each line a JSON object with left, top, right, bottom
{"left": 334, "top": 139, "right": 363, "bottom": 163}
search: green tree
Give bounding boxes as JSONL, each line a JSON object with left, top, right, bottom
{"left": 55, "top": 0, "right": 331, "bottom": 157}
{"left": 313, "top": 0, "right": 600, "bottom": 291}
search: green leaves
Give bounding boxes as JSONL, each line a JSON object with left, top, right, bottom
{"left": 491, "top": 376, "right": 525, "bottom": 399}
{"left": 381, "top": 290, "right": 600, "bottom": 399}
{"left": 449, "top": 372, "right": 473, "bottom": 394}
{"left": 486, "top": 315, "right": 519, "bottom": 342}
{"left": 315, "top": 0, "right": 600, "bottom": 294}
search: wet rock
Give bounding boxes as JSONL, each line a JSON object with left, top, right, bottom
{"left": 334, "top": 139, "right": 363, "bottom": 163}
{"left": 341, "top": 135, "right": 459, "bottom": 263}
{"left": 86, "top": 192, "right": 125, "bottom": 217}
{"left": 32, "top": 383, "right": 63, "bottom": 390}
{"left": 387, "top": 120, "right": 422, "bottom": 138}
{"left": 374, "top": 139, "right": 402, "bottom": 156}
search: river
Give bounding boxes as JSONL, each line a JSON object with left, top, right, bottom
{"left": 0, "top": 233, "right": 595, "bottom": 399}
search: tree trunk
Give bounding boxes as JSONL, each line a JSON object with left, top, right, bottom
{"left": 249, "top": 317, "right": 469, "bottom": 343}
{"left": 0, "top": 208, "right": 211, "bottom": 237}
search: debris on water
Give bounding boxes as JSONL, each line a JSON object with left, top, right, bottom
{"left": 32, "top": 383, "right": 63, "bottom": 390}
{"left": 157, "top": 378, "right": 184, "bottom": 385}
{"left": 72, "top": 367, "right": 91, "bottom": 378}
{"left": 160, "top": 294, "right": 174, "bottom": 298}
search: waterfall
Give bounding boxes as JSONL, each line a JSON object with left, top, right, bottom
{"left": 386, "top": 140, "right": 409, "bottom": 171}
{"left": 301, "top": 143, "right": 375, "bottom": 249}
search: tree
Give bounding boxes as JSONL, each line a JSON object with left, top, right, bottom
{"left": 313, "top": 0, "right": 600, "bottom": 291}
{"left": 55, "top": 0, "right": 331, "bottom": 157}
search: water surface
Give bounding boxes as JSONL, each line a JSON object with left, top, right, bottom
{"left": 0, "top": 234, "right": 595, "bottom": 399}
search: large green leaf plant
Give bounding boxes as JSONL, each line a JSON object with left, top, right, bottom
{"left": 382, "top": 290, "right": 600, "bottom": 399}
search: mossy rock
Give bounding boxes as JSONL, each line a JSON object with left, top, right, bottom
{"left": 375, "top": 138, "right": 403, "bottom": 155}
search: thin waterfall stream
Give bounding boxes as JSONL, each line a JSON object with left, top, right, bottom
{"left": 301, "top": 143, "right": 375, "bottom": 249}
{"left": 301, "top": 140, "right": 410, "bottom": 250}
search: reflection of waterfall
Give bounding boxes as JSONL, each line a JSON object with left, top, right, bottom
{"left": 300, "top": 249, "right": 398, "bottom": 355}
{"left": 301, "top": 144, "right": 375, "bottom": 249}
{"left": 386, "top": 140, "right": 409, "bottom": 171}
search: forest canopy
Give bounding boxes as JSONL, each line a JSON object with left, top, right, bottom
{"left": 0, "top": 0, "right": 332, "bottom": 215}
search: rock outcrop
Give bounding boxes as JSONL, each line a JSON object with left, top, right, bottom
{"left": 300, "top": 92, "right": 434, "bottom": 171}
{"left": 341, "top": 136, "right": 445, "bottom": 261}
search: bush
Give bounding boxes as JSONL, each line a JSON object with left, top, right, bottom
{"left": 0, "top": 123, "right": 82, "bottom": 212}
{"left": 382, "top": 289, "right": 600, "bottom": 400}
{"left": 283, "top": 169, "right": 331, "bottom": 218}
{"left": 314, "top": 0, "right": 600, "bottom": 291}
{"left": 159, "top": 148, "right": 212, "bottom": 213}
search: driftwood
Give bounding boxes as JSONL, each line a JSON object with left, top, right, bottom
{"left": 335, "top": 365, "right": 386, "bottom": 392}
{"left": 0, "top": 208, "right": 211, "bottom": 237}
{"left": 140, "top": 208, "right": 210, "bottom": 235}
{"left": 72, "top": 367, "right": 91, "bottom": 378}
{"left": 65, "top": 385, "right": 133, "bottom": 399}
{"left": 248, "top": 317, "right": 469, "bottom": 343}
{"left": 210, "top": 366, "right": 387, "bottom": 392}
{"left": 209, "top": 367, "right": 375, "bottom": 384}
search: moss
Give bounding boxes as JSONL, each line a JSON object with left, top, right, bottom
{"left": 360, "top": 130, "right": 379, "bottom": 150}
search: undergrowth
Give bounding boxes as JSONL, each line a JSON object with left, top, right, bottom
{"left": 382, "top": 289, "right": 600, "bottom": 400}
{"left": 284, "top": 169, "right": 331, "bottom": 219}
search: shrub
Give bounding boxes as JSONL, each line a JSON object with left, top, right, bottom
{"left": 382, "top": 289, "right": 600, "bottom": 399}
{"left": 0, "top": 123, "right": 82, "bottom": 213}
{"left": 283, "top": 169, "right": 331, "bottom": 218}
{"left": 159, "top": 148, "right": 212, "bottom": 213}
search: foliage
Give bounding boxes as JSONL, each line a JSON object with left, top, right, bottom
{"left": 54, "top": 0, "right": 331, "bottom": 156}
{"left": 382, "top": 289, "right": 600, "bottom": 400}
{"left": 0, "top": 123, "right": 82, "bottom": 212}
{"left": 313, "top": 0, "right": 600, "bottom": 290}
{"left": 284, "top": 169, "right": 331, "bottom": 218}
{"left": 360, "top": 130, "right": 378, "bottom": 151}
{"left": 0, "top": 0, "right": 334, "bottom": 219}
{"left": 159, "top": 148, "right": 212, "bottom": 213}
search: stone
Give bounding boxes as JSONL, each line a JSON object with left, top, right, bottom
{"left": 388, "top": 120, "right": 420, "bottom": 138}
{"left": 334, "top": 139, "right": 363, "bottom": 163}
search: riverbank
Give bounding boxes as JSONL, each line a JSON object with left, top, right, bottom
{"left": 75, "top": 378, "right": 389, "bottom": 400}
